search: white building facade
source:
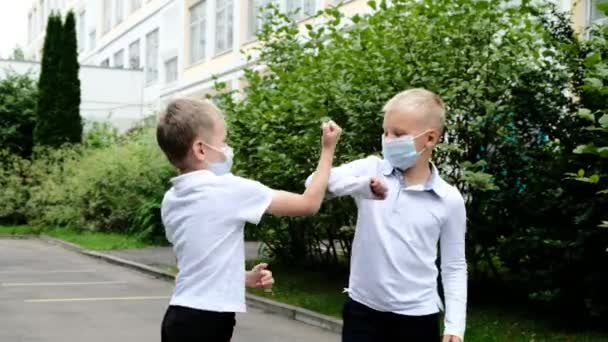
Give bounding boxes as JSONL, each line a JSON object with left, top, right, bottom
{"left": 21, "top": 0, "right": 603, "bottom": 127}
{"left": 0, "top": 59, "right": 146, "bottom": 132}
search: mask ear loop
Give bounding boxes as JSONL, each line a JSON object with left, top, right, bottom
{"left": 413, "top": 129, "right": 433, "bottom": 156}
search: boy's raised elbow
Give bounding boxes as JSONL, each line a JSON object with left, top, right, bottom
{"left": 300, "top": 200, "right": 321, "bottom": 216}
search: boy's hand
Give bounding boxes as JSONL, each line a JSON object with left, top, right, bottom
{"left": 370, "top": 177, "right": 388, "bottom": 199}
{"left": 321, "top": 120, "right": 342, "bottom": 149}
{"left": 442, "top": 335, "right": 462, "bottom": 342}
{"left": 246, "top": 263, "right": 274, "bottom": 289}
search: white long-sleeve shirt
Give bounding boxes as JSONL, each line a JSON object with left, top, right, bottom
{"left": 306, "top": 156, "right": 467, "bottom": 338}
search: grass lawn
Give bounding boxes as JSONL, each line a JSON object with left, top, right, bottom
{"left": 246, "top": 262, "right": 608, "bottom": 342}
{"left": 0, "top": 225, "right": 151, "bottom": 250}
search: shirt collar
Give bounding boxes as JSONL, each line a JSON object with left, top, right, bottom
{"left": 381, "top": 160, "right": 448, "bottom": 198}
{"left": 170, "top": 169, "right": 215, "bottom": 191}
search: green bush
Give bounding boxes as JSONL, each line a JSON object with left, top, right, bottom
{"left": 564, "top": 12, "right": 608, "bottom": 318}
{"left": 0, "top": 150, "right": 31, "bottom": 223}
{"left": 0, "top": 72, "right": 37, "bottom": 158}
{"left": 26, "top": 126, "right": 174, "bottom": 242}
{"left": 216, "top": 0, "right": 570, "bottom": 259}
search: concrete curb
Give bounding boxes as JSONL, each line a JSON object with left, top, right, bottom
{"left": 0, "top": 235, "right": 32, "bottom": 240}
{"left": 39, "top": 235, "right": 83, "bottom": 252}
{"left": 246, "top": 295, "right": 343, "bottom": 334}
{"left": 36, "top": 235, "right": 343, "bottom": 334}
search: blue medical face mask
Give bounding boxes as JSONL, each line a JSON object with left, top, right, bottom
{"left": 381, "top": 131, "right": 428, "bottom": 171}
{"left": 202, "top": 142, "right": 234, "bottom": 176}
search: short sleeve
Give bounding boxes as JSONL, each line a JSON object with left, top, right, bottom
{"left": 230, "top": 176, "right": 274, "bottom": 225}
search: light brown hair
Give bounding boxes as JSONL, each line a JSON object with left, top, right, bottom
{"left": 383, "top": 88, "right": 446, "bottom": 132}
{"left": 156, "top": 98, "right": 223, "bottom": 168}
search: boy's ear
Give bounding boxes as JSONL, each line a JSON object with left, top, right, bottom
{"left": 427, "top": 129, "right": 440, "bottom": 146}
{"left": 192, "top": 140, "right": 206, "bottom": 161}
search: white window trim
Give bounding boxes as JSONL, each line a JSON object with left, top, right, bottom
{"left": 103, "top": 0, "right": 113, "bottom": 33}
{"left": 164, "top": 56, "right": 179, "bottom": 84}
{"left": 130, "top": 0, "right": 142, "bottom": 13}
{"left": 78, "top": 11, "right": 86, "bottom": 52}
{"left": 146, "top": 29, "right": 160, "bottom": 85}
{"left": 189, "top": 1, "right": 208, "bottom": 65}
{"left": 588, "top": 0, "right": 608, "bottom": 26}
{"left": 129, "top": 39, "right": 141, "bottom": 69}
{"left": 214, "top": 0, "right": 235, "bottom": 56}
{"left": 89, "top": 29, "right": 97, "bottom": 51}
{"left": 113, "top": 49, "right": 125, "bottom": 68}
{"left": 116, "top": 0, "right": 125, "bottom": 26}
{"left": 246, "top": 0, "right": 321, "bottom": 44}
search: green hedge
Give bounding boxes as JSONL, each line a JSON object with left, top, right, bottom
{"left": 0, "top": 122, "right": 175, "bottom": 244}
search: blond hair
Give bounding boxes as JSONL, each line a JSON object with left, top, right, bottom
{"left": 156, "top": 98, "right": 223, "bottom": 168}
{"left": 383, "top": 88, "right": 446, "bottom": 132}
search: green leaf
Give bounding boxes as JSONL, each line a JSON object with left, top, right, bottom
{"left": 577, "top": 108, "right": 595, "bottom": 122}
{"left": 578, "top": 169, "right": 585, "bottom": 177}
{"left": 574, "top": 144, "right": 598, "bottom": 155}
{"left": 588, "top": 174, "right": 600, "bottom": 184}
{"left": 585, "top": 52, "right": 602, "bottom": 67}
{"left": 367, "top": 0, "right": 377, "bottom": 10}
{"left": 599, "top": 114, "right": 608, "bottom": 128}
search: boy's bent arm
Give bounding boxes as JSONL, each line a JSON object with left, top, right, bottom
{"left": 267, "top": 144, "right": 335, "bottom": 216}
{"left": 305, "top": 156, "right": 380, "bottom": 200}
{"left": 440, "top": 192, "right": 468, "bottom": 340}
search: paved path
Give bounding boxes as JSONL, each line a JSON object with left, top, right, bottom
{"left": 0, "top": 238, "right": 338, "bottom": 342}
{"left": 105, "top": 241, "right": 264, "bottom": 269}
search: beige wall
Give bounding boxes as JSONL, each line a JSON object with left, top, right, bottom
{"left": 572, "top": 0, "right": 589, "bottom": 34}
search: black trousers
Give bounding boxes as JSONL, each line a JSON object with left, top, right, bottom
{"left": 161, "top": 305, "right": 236, "bottom": 342}
{"left": 342, "top": 298, "right": 440, "bottom": 342}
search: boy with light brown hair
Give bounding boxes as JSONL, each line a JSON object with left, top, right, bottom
{"left": 157, "top": 98, "right": 341, "bottom": 342}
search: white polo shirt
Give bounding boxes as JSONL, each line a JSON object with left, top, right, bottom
{"left": 161, "top": 170, "right": 273, "bottom": 313}
{"left": 308, "top": 156, "right": 467, "bottom": 338}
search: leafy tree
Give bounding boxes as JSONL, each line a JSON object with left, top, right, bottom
{"left": 57, "top": 11, "right": 83, "bottom": 144}
{"left": 0, "top": 72, "right": 38, "bottom": 157}
{"left": 34, "top": 12, "right": 82, "bottom": 147}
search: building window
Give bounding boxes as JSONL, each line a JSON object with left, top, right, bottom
{"left": 146, "top": 29, "right": 159, "bottom": 84}
{"left": 116, "top": 0, "right": 125, "bottom": 25}
{"left": 215, "top": 0, "right": 233, "bottom": 53}
{"left": 129, "top": 40, "right": 141, "bottom": 69}
{"left": 248, "top": 0, "right": 273, "bottom": 40}
{"left": 78, "top": 12, "right": 86, "bottom": 52}
{"left": 40, "top": 0, "right": 46, "bottom": 29}
{"left": 101, "top": 58, "right": 110, "bottom": 67}
{"left": 103, "top": 0, "right": 112, "bottom": 33}
{"left": 89, "top": 29, "right": 97, "bottom": 50}
{"left": 189, "top": 1, "right": 207, "bottom": 64}
{"left": 32, "top": 8, "right": 38, "bottom": 36}
{"left": 286, "top": 0, "right": 316, "bottom": 20}
{"left": 165, "top": 57, "right": 178, "bottom": 83}
{"left": 28, "top": 13, "right": 33, "bottom": 42}
{"left": 590, "top": 0, "right": 608, "bottom": 23}
{"left": 130, "top": 0, "right": 142, "bottom": 13}
{"left": 113, "top": 49, "right": 125, "bottom": 68}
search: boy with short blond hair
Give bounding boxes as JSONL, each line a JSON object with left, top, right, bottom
{"left": 157, "top": 98, "right": 341, "bottom": 342}
{"left": 308, "top": 88, "right": 467, "bottom": 341}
